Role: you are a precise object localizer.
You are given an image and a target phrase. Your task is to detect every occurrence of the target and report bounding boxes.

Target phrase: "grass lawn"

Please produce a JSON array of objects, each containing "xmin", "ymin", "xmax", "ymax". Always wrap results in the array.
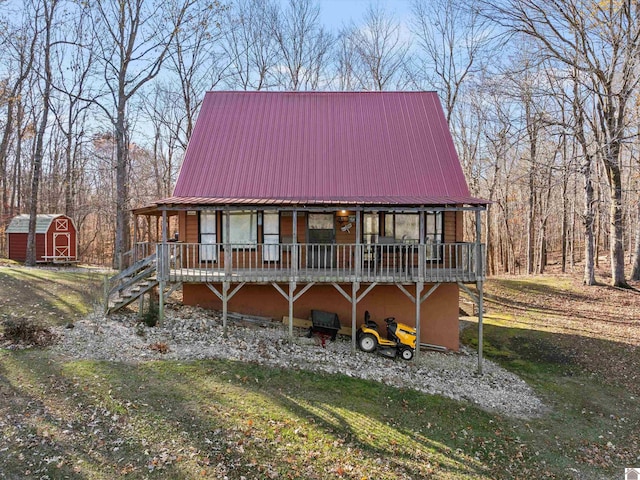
[{"xmin": 1, "ymin": 264, "xmax": 639, "ymax": 479}]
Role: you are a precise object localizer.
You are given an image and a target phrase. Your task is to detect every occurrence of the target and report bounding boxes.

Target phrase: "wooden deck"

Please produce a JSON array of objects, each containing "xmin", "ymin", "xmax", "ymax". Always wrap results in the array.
[
  {"xmin": 156, "ymin": 242, "xmax": 484, "ymax": 284},
  {"xmin": 164, "ymin": 266, "xmax": 478, "ymax": 283}
]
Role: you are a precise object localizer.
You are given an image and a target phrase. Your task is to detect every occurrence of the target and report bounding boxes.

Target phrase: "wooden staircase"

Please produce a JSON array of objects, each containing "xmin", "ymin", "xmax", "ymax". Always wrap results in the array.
[{"xmin": 105, "ymin": 253, "xmax": 158, "ymax": 314}]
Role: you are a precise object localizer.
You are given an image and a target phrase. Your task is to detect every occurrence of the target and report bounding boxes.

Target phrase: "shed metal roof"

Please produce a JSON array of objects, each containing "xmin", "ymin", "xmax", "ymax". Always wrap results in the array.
[
  {"xmin": 6, "ymin": 214, "xmax": 65, "ymax": 234},
  {"xmin": 168, "ymin": 91, "xmax": 487, "ymax": 207}
]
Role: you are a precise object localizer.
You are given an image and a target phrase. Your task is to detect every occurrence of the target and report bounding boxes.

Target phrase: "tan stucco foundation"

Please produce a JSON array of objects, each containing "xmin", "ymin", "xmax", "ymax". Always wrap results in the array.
[{"xmin": 182, "ymin": 282, "xmax": 460, "ymax": 351}]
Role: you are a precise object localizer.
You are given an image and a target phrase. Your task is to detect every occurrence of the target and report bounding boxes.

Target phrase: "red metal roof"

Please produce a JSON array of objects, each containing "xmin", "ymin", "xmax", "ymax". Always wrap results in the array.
[{"xmin": 169, "ymin": 91, "xmax": 486, "ymax": 206}]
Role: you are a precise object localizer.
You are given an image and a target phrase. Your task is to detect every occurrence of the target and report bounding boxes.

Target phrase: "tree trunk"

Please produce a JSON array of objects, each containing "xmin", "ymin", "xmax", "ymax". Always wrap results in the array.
[
  {"xmin": 606, "ymin": 161, "xmax": 627, "ymax": 286},
  {"xmin": 583, "ymin": 158, "xmax": 596, "ymax": 285},
  {"xmin": 114, "ymin": 97, "xmax": 131, "ymax": 269},
  {"xmin": 26, "ymin": 0, "xmax": 56, "ymax": 266},
  {"xmin": 631, "ymin": 200, "xmax": 640, "ymax": 281}
]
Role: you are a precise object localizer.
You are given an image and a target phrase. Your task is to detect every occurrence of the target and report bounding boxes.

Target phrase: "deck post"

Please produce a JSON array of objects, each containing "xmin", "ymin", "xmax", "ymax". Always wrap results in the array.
[
  {"xmin": 351, "ymin": 281, "xmax": 359, "ymax": 354},
  {"xmin": 160, "ymin": 209, "xmax": 168, "ymax": 283},
  {"xmin": 222, "ymin": 281, "xmax": 230, "ymax": 338},
  {"xmin": 158, "ymin": 281, "xmax": 165, "ymax": 327},
  {"xmin": 418, "ymin": 211, "xmax": 425, "ymax": 280},
  {"xmin": 161, "ymin": 210, "xmax": 168, "ymax": 243},
  {"xmin": 475, "ymin": 208, "xmax": 484, "ymax": 374},
  {"xmin": 292, "ymin": 210, "xmax": 298, "ymax": 279},
  {"xmin": 133, "ymin": 216, "xmax": 139, "ymax": 263},
  {"xmin": 224, "ymin": 209, "xmax": 231, "ymax": 278},
  {"xmin": 288, "ymin": 281, "xmax": 296, "ymax": 338},
  {"xmin": 415, "ymin": 281, "xmax": 423, "ymax": 358},
  {"xmin": 355, "ymin": 209, "xmax": 361, "ymax": 278}
]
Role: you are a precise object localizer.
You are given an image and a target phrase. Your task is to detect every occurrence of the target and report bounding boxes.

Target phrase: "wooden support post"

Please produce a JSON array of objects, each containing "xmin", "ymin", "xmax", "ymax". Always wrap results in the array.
[
  {"xmin": 292, "ymin": 210, "xmax": 298, "ymax": 279},
  {"xmin": 288, "ymin": 281, "xmax": 296, "ymax": 338},
  {"xmin": 158, "ymin": 282, "xmax": 165, "ymax": 327},
  {"xmin": 224, "ymin": 209, "xmax": 231, "ymax": 278},
  {"xmin": 355, "ymin": 209, "xmax": 361, "ymax": 278},
  {"xmin": 415, "ymin": 281, "xmax": 423, "ymax": 358},
  {"xmin": 418, "ymin": 211, "xmax": 425, "ymax": 279},
  {"xmin": 351, "ymin": 282, "xmax": 359, "ymax": 354},
  {"xmin": 138, "ymin": 293, "xmax": 144, "ymax": 319},
  {"xmin": 222, "ymin": 281, "xmax": 230, "ymax": 338},
  {"xmin": 161, "ymin": 210, "xmax": 168, "ymax": 243},
  {"xmin": 475, "ymin": 208, "xmax": 484, "ymax": 375},
  {"xmin": 477, "ymin": 280, "xmax": 484, "ymax": 375}
]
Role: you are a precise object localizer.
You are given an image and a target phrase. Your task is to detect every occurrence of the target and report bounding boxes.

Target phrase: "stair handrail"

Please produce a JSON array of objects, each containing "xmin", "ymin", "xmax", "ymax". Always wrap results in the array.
[{"xmin": 104, "ymin": 252, "xmax": 157, "ymax": 313}]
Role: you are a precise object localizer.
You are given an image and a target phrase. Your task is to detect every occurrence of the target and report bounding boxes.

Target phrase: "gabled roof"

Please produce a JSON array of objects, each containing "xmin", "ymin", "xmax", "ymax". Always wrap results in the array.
[
  {"xmin": 167, "ymin": 91, "xmax": 487, "ymax": 207},
  {"xmin": 6, "ymin": 214, "xmax": 66, "ymax": 234}
]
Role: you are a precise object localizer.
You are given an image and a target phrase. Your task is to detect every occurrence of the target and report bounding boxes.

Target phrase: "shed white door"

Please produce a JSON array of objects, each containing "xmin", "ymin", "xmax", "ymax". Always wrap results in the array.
[{"xmin": 54, "ymin": 233, "xmax": 70, "ymax": 257}]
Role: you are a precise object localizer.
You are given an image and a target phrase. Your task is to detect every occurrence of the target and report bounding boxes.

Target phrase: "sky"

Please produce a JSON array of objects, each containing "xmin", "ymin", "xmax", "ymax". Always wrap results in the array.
[{"xmin": 313, "ymin": 0, "xmax": 412, "ymax": 31}]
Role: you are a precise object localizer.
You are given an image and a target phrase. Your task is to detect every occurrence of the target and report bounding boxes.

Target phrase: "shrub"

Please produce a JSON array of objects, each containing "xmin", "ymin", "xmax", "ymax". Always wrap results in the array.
[
  {"xmin": 141, "ymin": 297, "xmax": 159, "ymax": 327},
  {"xmin": 1, "ymin": 318, "xmax": 58, "ymax": 347}
]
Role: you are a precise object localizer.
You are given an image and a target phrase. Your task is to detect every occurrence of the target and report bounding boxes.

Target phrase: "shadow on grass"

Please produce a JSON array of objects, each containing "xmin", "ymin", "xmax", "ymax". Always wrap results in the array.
[
  {"xmin": 3, "ymin": 323, "xmax": 639, "ymax": 480},
  {"xmin": 0, "ymin": 267, "xmax": 103, "ymax": 323},
  {"xmin": 1, "ymin": 352, "xmax": 538, "ymax": 480}
]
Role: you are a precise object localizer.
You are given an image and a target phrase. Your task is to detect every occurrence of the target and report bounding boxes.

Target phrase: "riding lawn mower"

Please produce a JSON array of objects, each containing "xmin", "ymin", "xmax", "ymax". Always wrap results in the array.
[{"xmin": 356, "ymin": 311, "xmax": 417, "ymax": 360}]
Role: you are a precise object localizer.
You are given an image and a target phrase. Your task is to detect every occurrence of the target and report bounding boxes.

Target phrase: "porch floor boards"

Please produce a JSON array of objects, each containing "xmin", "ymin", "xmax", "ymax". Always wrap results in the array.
[{"xmin": 166, "ymin": 267, "xmax": 478, "ymax": 284}]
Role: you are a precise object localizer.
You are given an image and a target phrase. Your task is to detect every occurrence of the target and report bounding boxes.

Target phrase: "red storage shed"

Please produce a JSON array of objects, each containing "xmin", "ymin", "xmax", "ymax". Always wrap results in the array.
[{"xmin": 6, "ymin": 214, "xmax": 78, "ymax": 263}]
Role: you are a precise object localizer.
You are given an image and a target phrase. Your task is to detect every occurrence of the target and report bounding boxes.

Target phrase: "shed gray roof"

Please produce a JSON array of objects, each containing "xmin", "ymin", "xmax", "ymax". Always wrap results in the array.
[{"xmin": 6, "ymin": 214, "xmax": 65, "ymax": 234}]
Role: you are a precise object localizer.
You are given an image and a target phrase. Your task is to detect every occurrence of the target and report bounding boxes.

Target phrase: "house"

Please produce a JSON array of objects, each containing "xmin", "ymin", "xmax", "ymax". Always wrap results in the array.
[
  {"xmin": 111, "ymin": 91, "xmax": 488, "ymax": 364},
  {"xmin": 6, "ymin": 214, "xmax": 78, "ymax": 263}
]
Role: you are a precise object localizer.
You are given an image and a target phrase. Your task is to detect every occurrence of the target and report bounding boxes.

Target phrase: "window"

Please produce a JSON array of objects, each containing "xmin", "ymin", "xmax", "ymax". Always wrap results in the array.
[
  {"xmin": 223, "ymin": 211, "xmax": 257, "ymax": 246},
  {"xmin": 425, "ymin": 212, "xmax": 443, "ymax": 260},
  {"xmin": 384, "ymin": 213, "xmax": 419, "ymax": 243},
  {"xmin": 200, "ymin": 211, "xmax": 217, "ymax": 262},
  {"xmin": 425, "ymin": 212, "xmax": 443, "ymax": 243},
  {"xmin": 262, "ymin": 212, "xmax": 280, "ymax": 261},
  {"xmin": 363, "ymin": 213, "xmax": 379, "ymax": 245},
  {"xmin": 382, "ymin": 212, "xmax": 443, "ymax": 258},
  {"xmin": 308, "ymin": 213, "xmax": 334, "ymax": 230}
]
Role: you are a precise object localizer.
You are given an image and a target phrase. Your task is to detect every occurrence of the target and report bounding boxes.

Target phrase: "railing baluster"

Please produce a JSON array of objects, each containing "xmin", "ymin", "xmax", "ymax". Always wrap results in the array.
[{"xmin": 157, "ymin": 241, "xmax": 484, "ymax": 284}]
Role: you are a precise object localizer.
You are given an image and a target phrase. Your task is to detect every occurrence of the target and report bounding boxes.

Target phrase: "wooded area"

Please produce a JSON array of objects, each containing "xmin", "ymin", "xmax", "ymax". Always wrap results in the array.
[{"xmin": 0, "ymin": 0, "xmax": 639, "ymax": 285}]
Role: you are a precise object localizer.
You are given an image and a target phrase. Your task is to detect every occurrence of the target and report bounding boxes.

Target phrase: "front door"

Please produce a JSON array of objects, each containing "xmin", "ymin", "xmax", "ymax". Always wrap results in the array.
[{"xmin": 307, "ymin": 213, "xmax": 335, "ymax": 268}]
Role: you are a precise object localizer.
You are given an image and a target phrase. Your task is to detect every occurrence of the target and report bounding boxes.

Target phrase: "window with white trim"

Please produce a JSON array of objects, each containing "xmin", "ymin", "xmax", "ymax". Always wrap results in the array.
[
  {"xmin": 223, "ymin": 211, "xmax": 258, "ymax": 246},
  {"xmin": 200, "ymin": 211, "xmax": 217, "ymax": 262},
  {"xmin": 424, "ymin": 212, "xmax": 444, "ymax": 260},
  {"xmin": 262, "ymin": 212, "xmax": 280, "ymax": 261},
  {"xmin": 384, "ymin": 213, "xmax": 419, "ymax": 243}
]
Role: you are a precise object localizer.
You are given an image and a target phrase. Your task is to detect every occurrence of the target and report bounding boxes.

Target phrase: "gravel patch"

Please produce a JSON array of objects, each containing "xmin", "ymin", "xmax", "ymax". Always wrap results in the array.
[{"xmin": 51, "ymin": 306, "xmax": 546, "ymax": 419}]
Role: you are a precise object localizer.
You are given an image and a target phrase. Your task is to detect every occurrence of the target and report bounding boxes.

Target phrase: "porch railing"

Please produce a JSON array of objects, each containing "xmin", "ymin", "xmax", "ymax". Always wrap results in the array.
[{"xmin": 156, "ymin": 242, "xmax": 485, "ymax": 283}]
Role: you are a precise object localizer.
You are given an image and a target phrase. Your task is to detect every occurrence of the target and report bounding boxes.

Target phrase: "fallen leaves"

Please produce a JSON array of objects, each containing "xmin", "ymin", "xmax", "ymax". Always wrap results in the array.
[{"xmin": 147, "ymin": 342, "xmax": 170, "ymax": 354}]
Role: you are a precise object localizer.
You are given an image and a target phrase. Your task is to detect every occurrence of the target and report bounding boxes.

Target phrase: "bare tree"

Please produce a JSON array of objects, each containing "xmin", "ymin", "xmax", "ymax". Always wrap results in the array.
[
  {"xmin": 85, "ymin": 0, "xmax": 207, "ymax": 268},
  {"xmin": 271, "ymin": 0, "xmax": 333, "ymax": 90},
  {"xmin": 26, "ymin": 0, "xmax": 57, "ymax": 266},
  {"xmin": 339, "ymin": 4, "xmax": 410, "ymax": 91},
  {"xmin": 221, "ymin": 0, "xmax": 279, "ymax": 90},
  {"xmin": 410, "ymin": 0, "xmax": 489, "ymax": 123},
  {"xmin": 0, "ymin": 5, "xmax": 38, "ymax": 243},
  {"xmin": 165, "ymin": 2, "xmax": 226, "ymax": 147},
  {"xmin": 50, "ymin": 3, "xmax": 93, "ymax": 220},
  {"xmin": 484, "ymin": 0, "xmax": 640, "ymax": 286}
]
